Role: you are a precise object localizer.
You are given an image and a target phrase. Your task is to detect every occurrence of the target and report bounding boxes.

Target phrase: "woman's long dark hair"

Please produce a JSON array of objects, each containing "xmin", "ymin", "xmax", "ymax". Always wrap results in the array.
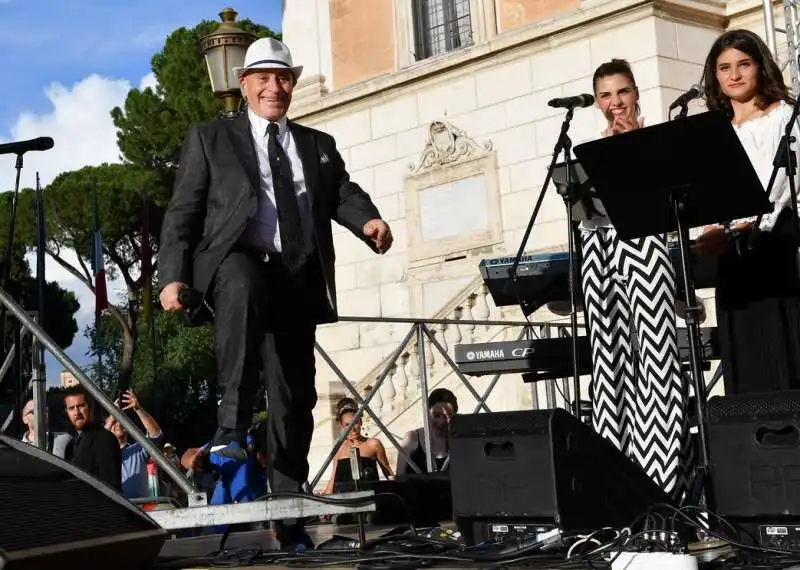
[{"xmin": 702, "ymin": 29, "xmax": 793, "ymax": 118}]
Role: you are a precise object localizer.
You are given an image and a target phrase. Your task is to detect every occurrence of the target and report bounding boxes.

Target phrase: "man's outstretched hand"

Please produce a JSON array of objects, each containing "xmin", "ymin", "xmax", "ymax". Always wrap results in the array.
[{"xmin": 363, "ymin": 219, "xmax": 393, "ymax": 254}]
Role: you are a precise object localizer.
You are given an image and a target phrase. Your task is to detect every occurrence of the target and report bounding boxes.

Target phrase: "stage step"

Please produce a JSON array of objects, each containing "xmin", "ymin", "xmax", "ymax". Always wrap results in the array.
[{"xmin": 147, "ymin": 491, "xmax": 376, "ymax": 530}]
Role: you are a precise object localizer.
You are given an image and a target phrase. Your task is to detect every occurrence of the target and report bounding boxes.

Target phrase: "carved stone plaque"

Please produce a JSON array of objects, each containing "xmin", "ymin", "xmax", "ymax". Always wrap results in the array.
[
  {"xmin": 405, "ymin": 119, "xmax": 500, "ymax": 264},
  {"xmin": 418, "ymin": 174, "xmax": 489, "ymax": 242},
  {"xmin": 409, "ymin": 120, "xmax": 493, "ymax": 173}
]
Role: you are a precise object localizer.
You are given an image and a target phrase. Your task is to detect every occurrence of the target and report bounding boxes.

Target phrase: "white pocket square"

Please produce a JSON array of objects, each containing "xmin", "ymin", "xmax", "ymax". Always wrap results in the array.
[{"xmin": 320, "ymin": 153, "xmax": 329, "ymax": 164}]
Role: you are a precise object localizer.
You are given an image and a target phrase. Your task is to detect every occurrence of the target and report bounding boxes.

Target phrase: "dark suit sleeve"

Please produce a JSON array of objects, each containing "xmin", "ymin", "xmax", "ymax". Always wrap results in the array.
[
  {"xmin": 96, "ymin": 430, "xmax": 122, "ymax": 492},
  {"xmin": 326, "ymin": 135, "xmax": 382, "ymax": 248},
  {"xmin": 158, "ymin": 125, "xmax": 210, "ymax": 290}
]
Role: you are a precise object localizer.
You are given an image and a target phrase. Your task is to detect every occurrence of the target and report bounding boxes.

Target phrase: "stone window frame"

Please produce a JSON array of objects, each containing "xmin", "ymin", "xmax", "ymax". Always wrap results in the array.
[
  {"xmin": 404, "ymin": 120, "xmax": 502, "ymax": 266},
  {"xmin": 393, "ymin": 0, "xmax": 498, "ymax": 69}
]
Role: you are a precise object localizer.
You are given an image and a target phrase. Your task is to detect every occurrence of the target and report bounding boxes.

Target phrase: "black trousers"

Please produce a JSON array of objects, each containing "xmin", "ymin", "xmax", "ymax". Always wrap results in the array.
[{"xmin": 213, "ymin": 248, "xmax": 323, "ymax": 537}]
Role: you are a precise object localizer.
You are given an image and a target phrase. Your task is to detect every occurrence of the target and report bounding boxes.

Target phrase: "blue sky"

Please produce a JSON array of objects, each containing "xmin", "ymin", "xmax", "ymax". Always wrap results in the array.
[
  {"xmin": 0, "ymin": 0, "xmax": 282, "ymax": 129},
  {"xmin": 0, "ymin": 0, "xmax": 282, "ymax": 384}
]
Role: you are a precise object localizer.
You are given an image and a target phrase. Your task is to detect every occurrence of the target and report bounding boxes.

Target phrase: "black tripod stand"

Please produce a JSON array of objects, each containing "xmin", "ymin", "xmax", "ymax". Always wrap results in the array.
[
  {"xmin": 511, "ymin": 103, "xmax": 592, "ymax": 418},
  {"xmin": 668, "ymin": 102, "xmax": 716, "ymax": 504}
]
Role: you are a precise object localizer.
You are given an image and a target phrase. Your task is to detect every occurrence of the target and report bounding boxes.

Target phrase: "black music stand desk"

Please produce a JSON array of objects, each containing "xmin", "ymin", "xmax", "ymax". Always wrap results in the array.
[
  {"xmin": 552, "ymin": 160, "xmax": 603, "ymax": 224},
  {"xmin": 572, "ymin": 111, "xmax": 770, "ymax": 238}
]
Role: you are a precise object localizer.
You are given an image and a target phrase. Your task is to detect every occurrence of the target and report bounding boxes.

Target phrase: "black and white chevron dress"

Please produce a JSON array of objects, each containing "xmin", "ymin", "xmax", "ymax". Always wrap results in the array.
[{"xmin": 580, "ymin": 224, "xmax": 688, "ymax": 496}]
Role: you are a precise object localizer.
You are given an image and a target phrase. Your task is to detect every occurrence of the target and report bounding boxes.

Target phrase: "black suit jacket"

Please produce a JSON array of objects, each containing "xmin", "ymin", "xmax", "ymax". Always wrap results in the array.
[
  {"xmin": 72, "ymin": 422, "xmax": 122, "ymax": 492},
  {"xmin": 158, "ymin": 112, "xmax": 381, "ymax": 324}
]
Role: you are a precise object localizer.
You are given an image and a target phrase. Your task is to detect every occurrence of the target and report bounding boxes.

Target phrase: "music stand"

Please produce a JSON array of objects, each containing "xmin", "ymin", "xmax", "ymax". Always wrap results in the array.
[
  {"xmin": 552, "ymin": 160, "xmax": 605, "ymax": 224},
  {"xmin": 573, "ymin": 110, "xmax": 771, "ymax": 496}
]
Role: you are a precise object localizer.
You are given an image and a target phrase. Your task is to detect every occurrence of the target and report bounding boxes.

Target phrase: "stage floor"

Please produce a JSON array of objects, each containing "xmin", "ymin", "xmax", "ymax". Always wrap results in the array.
[
  {"xmin": 157, "ymin": 522, "xmax": 566, "ymax": 569},
  {"xmin": 155, "ymin": 521, "xmax": 745, "ymax": 570}
]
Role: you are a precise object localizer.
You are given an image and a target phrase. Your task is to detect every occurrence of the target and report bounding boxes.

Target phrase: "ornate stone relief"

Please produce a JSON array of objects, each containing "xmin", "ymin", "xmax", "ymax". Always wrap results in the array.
[{"xmin": 408, "ymin": 120, "xmax": 493, "ymax": 173}]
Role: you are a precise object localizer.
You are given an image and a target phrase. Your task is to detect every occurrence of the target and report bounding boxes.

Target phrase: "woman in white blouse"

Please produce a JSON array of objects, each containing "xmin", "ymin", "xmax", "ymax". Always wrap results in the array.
[{"xmin": 696, "ymin": 29, "xmax": 800, "ymax": 394}]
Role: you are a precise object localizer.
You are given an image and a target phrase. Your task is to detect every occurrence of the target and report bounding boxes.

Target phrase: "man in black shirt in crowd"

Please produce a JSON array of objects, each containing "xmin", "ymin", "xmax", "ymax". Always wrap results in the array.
[{"xmin": 64, "ymin": 388, "xmax": 121, "ymax": 492}]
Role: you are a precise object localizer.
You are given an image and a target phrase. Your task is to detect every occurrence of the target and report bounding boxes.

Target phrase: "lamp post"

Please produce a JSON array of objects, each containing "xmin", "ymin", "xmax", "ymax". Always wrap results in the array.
[{"xmin": 200, "ymin": 7, "xmax": 257, "ymax": 119}]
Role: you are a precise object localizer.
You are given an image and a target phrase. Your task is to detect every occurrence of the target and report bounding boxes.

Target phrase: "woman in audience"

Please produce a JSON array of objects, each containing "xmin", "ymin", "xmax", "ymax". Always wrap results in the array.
[
  {"xmin": 396, "ymin": 388, "xmax": 458, "ymax": 476},
  {"xmin": 323, "ymin": 397, "xmax": 393, "ymax": 495}
]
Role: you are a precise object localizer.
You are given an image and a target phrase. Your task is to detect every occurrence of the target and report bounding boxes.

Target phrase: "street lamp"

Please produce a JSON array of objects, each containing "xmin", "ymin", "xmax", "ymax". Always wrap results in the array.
[{"xmin": 200, "ymin": 7, "xmax": 257, "ymax": 118}]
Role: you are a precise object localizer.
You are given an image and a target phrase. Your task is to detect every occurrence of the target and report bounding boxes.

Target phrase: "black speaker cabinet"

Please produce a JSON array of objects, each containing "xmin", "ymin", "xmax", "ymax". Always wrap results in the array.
[
  {"xmin": 708, "ymin": 391, "xmax": 800, "ymax": 519},
  {"xmin": 0, "ymin": 434, "xmax": 167, "ymax": 570},
  {"xmin": 449, "ymin": 408, "xmax": 670, "ymax": 544}
]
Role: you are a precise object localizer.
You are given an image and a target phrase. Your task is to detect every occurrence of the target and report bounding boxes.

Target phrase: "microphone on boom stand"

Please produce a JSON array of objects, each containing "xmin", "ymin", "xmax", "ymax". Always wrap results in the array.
[
  {"xmin": 669, "ymin": 84, "xmax": 703, "ymax": 120},
  {"xmin": 0, "ymin": 136, "xmax": 54, "ymax": 437},
  {"xmin": 547, "ymin": 94, "xmax": 595, "ymax": 110},
  {"xmin": 0, "ymin": 137, "xmax": 54, "ymax": 156},
  {"xmin": 746, "ymin": 88, "xmax": 800, "ymax": 252},
  {"xmin": 0, "ymin": 137, "xmax": 55, "ymax": 289},
  {"xmin": 510, "ymin": 92, "xmax": 594, "ymax": 419}
]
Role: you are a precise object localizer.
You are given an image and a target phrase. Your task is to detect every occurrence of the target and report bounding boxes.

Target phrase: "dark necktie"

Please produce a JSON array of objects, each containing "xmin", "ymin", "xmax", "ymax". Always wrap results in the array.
[{"xmin": 267, "ymin": 122, "xmax": 306, "ymax": 271}]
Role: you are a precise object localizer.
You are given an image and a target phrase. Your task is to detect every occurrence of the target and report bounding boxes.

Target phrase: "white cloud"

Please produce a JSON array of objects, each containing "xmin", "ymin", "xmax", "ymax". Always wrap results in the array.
[
  {"xmin": 140, "ymin": 72, "xmax": 158, "ymax": 91},
  {"xmin": 0, "ymin": 74, "xmax": 152, "ymax": 383},
  {"xmin": 0, "ymin": 74, "xmax": 131, "ymax": 191}
]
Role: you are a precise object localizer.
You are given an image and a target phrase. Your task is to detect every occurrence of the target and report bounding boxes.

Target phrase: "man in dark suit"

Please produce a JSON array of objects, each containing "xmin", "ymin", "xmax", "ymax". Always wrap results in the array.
[{"xmin": 158, "ymin": 38, "xmax": 392, "ymax": 547}]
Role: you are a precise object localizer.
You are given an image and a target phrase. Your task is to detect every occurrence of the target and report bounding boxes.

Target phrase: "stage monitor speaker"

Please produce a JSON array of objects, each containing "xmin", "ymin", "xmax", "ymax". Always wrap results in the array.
[
  {"xmin": 449, "ymin": 408, "xmax": 670, "ymax": 544},
  {"xmin": 708, "ymin": 391, "xmax": 800, "ymax": 519},
  {"xmin": 0, "ymin": 434, "xmax": 167, "ymax": 570}
]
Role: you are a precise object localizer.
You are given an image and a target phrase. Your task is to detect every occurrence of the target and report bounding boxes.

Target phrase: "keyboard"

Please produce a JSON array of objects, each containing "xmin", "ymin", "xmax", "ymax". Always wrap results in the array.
[
  {"xmin": 454, "ymin": 327, "xmax": 721, "ymax": 378},
  {"xmin": 480, "ymin": 245, "xmax": 718, "ymax": 314}
]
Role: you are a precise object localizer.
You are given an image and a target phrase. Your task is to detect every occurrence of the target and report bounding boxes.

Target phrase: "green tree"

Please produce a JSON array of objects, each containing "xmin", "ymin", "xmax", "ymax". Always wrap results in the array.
[
  {"xmin": 111, "ymin": 19, "xmax": 278, "ymax": 183},
  {"xmin": 87, "ymin": 309, "xmax": 218, "ymax": 449},
  {"xmin": 0, "ymin": 191, "xmax": 80, "ymax": 350},
  {"xmin": 15, "ymin": 164, "xmax": 163, "ymax": 391},
  {"xmin": 0, "ymin": 191, "xmax": 80, "ymax": 412}
]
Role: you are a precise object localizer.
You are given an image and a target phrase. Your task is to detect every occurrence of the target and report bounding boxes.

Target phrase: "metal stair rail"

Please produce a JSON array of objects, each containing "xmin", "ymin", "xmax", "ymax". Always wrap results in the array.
[{"xmin": 0, "ymin": 286, "xmax": 374, "ymax": 531}]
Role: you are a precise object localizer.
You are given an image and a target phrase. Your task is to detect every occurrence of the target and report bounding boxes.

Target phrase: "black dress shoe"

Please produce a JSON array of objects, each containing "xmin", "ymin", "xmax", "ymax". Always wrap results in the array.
[{"xmin": 277, "ymin": 523, "xmax": 314, "ymax": 552}]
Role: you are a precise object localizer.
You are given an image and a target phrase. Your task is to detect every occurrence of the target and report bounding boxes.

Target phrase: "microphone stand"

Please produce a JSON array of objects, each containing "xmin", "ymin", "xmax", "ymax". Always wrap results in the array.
[
  {"xmin": 749, "ymin": 97, "xmax": 800, "ymax": 249},
  {"xmin": 510, "ymin": 105, "xmax": 582, "ymax": 418},
  {"xmin": 670, "ymin": 104, "xmax": 714, "ymax": 506},
  {"xmin": 0, "ymin": 152, "xmax": 26, "ymax": 435}
]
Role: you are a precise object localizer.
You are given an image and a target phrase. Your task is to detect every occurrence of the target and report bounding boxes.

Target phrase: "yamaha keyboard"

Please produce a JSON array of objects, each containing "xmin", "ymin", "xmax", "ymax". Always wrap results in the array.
[
  {"xmin": 480, "ymin": 245, "xmax": 718, "ymax": 314},
  {"xmin": 454, "ymin": 336, "xmax": 592, "ymax": 380},
  {"xmin": 454, "ymin": 327, "xmax": 720, "ymax": 378}
]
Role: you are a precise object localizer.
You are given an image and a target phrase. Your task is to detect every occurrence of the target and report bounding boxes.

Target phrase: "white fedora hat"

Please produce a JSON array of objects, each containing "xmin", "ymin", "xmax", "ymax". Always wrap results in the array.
[{"xmin": 234, "ymin": 38, "xmax": 303, "ymax": 79}]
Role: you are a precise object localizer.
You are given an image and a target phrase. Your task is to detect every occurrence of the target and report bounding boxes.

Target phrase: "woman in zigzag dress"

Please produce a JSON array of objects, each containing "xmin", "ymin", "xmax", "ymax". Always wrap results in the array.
[{"xmin": 579, "ymin": 59, "xmax": 688, "ymax": 498}]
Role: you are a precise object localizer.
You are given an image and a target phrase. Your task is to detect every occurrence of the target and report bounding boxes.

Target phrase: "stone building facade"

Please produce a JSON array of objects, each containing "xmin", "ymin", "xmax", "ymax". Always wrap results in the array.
[{"xmin": 279, "ymin": 0, "xmax": 785, "ymax": 489}]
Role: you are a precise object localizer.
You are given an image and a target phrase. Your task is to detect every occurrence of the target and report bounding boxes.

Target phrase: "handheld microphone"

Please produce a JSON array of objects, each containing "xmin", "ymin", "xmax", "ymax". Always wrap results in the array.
[
  {"xmin": 668, "ymin": 84, "xmax": 703, "ymax": 111},
  {"xmin": 349, "ymin": 447, "xmax": 361, "ymax": 481},
  {"xmin": 178, "ymin": 287, "xmax": 203, "ymax": 309},
  {"xmin": 0, "ymin": 137, "xmax": 54, "ymax": 156},
  {"xmin": 547, "ymin": 94, "xmax": 595, "ymax": 109},
  {"xmin": 746, "ymin": 216, "xmax": 764, "ymax": 251}
]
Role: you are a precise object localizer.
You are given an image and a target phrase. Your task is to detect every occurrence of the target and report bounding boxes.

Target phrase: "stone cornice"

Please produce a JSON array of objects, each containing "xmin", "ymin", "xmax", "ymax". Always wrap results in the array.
[{"xmin": 290, "ymin": 0, "xmax": 727, "ymax": 123}]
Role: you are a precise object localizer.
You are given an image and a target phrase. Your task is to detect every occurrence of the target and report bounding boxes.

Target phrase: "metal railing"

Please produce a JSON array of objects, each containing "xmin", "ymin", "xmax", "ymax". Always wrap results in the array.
[
  {"xmin": 308, "ymin": 314, "xmax": 582, "ymax": 489},
  {"xmin": 0, "ymin": 283, "xmax": 725, "ymax": 526},
  {"xmin": 0, "ymin": 287, "xmax": 208, "ymax": 507},
  {"xmin": 307, "ymin": 313, "xmax": 726, "ymax": 491}
]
